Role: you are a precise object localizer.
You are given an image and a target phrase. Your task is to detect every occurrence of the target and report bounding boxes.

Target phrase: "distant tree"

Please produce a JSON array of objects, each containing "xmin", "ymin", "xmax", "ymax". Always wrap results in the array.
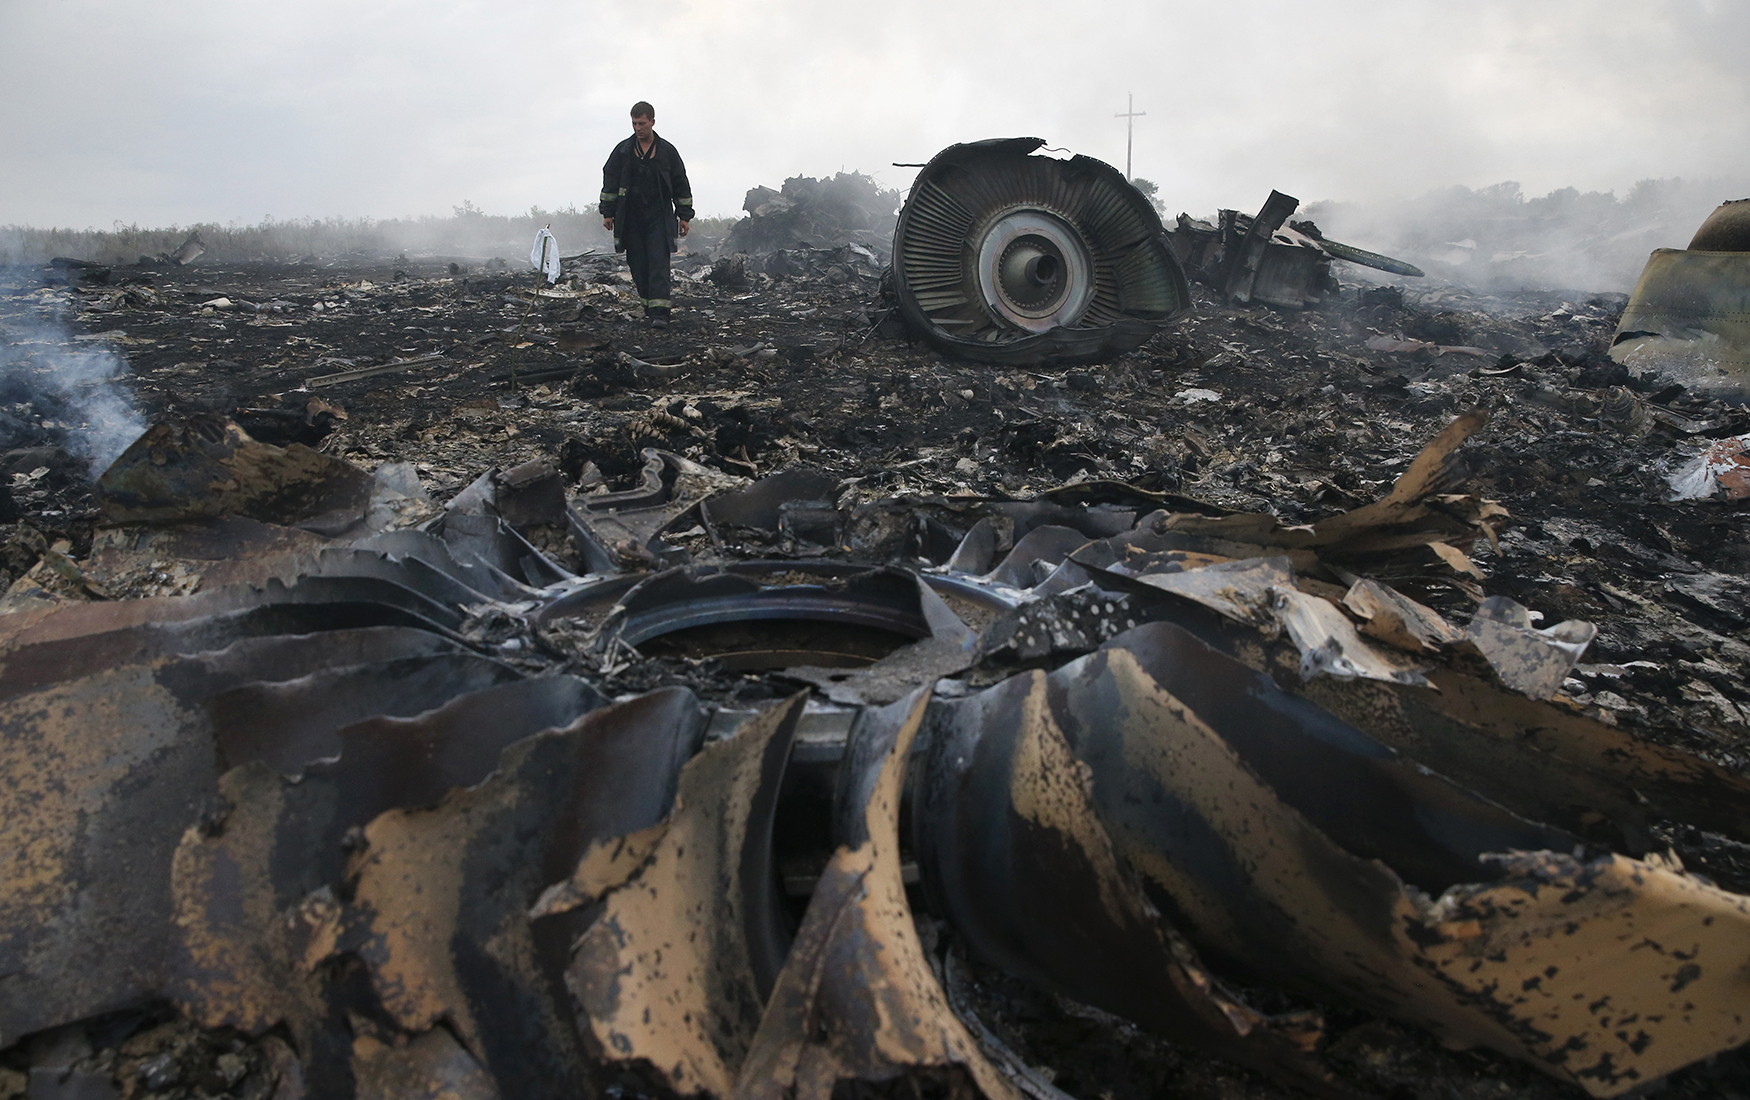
[{"xmin": 1130, "ymin": 177, "xmax": 1167, "ymax": 216}]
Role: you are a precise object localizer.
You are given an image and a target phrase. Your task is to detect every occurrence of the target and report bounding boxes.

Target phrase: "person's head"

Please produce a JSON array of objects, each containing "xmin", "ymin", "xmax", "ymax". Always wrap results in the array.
[{"xmin": 631, "ymin": 102, "xmax": 655, "ymax": 139}]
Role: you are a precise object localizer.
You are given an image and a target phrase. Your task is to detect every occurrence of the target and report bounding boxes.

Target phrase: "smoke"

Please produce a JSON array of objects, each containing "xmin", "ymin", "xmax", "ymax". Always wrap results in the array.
[
  {"xmin": 1300, "ymin": 176, "xmax": 1750, "ymax": 296},
  {"xmin": 0, "ymin": 307, "xmax": 146, "ymax": 476}
]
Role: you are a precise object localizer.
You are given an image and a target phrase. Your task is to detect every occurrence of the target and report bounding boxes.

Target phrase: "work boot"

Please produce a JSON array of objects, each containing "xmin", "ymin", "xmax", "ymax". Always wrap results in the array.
[{"xmin": 648, "ymin": 308, "xmax": 671, "ymax": 329}]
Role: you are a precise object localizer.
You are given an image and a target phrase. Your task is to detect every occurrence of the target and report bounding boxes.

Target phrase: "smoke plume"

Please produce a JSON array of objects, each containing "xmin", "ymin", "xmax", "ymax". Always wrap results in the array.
[{"xmin": 0, "ymin": 308, "xmax": 146, "ymax": 476}]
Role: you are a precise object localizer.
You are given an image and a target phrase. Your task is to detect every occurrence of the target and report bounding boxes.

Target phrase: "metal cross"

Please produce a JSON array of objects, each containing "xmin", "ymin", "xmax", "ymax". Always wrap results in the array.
[{"xmin": 1115, "ymin": 93, "xmax": 1145, "ymax": 181}]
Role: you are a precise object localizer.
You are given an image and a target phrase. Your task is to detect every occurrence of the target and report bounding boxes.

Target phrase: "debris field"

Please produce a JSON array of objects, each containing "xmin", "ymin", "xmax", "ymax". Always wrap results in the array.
[{"xmin": 3, "ymin": 187, "xmax": 1750, "ymax": 1100}]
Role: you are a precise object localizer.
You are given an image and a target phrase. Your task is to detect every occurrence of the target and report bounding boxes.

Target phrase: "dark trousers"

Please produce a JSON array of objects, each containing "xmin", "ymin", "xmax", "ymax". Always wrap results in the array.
[{"xmin": 623, "ymin": 215, "xmax": 672, "ymax": 317}]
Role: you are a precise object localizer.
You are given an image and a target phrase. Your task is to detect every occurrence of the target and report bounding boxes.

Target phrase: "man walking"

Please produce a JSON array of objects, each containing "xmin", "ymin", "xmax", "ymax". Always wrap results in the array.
[{"xmin": 600, "ymin": 101, "xmax": 694, "ymax": 328}]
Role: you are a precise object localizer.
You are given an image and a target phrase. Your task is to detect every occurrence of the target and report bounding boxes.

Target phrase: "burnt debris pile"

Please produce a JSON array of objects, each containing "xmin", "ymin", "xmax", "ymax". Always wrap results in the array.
[
  {"xmin": 4, "ymin": 188, "xmax": 1750, "ymax": 1100},
  {"xmin": 724, "ymin": 171, "xmax": 900, "ymax": 258}
]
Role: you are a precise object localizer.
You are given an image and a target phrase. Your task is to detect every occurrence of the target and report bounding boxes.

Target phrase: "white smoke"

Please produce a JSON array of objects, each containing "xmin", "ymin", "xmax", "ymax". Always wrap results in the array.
[{"xmin": 0, "ymin": 307, "xmax": 146, "ymax": 475}]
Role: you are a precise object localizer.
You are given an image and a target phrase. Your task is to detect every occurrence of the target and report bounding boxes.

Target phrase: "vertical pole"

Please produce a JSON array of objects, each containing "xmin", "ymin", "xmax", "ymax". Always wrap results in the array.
[
  {"xmin": 1115, "ymin": 95, "xmax": 1146, "ymax": 183},
  {"xmin": 1126, "ymin": 92, "xmax": 1133, "ymax": 181}
]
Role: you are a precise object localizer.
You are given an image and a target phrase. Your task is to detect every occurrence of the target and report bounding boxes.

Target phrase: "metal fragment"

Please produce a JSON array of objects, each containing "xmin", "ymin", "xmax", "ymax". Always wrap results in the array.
[
  {"xmin": 568, "ymin": 694, "xmax": 802, "ymax": 1097},
  {"xmin": 735, "ymin": 689, "xmax": 1024, "ymax": 1100}
]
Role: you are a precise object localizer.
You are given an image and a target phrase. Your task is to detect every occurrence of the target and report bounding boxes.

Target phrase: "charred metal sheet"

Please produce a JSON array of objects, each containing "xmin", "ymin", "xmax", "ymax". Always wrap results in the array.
[
  {"xmin": 569, "ymin": 448, "xmax": 749, "ymax": 569},
  {"xmin": 317, "ymin": 687, "xmax": 705, "ymax": 1099},
  {"xmin": 96, "ymin": 415, "xmax": 375, "ymax": 531},
  {"xmin": 1611, "ymin": 199, "xmax": 1750, "ymax": 390},
  {"xmin": 1689, "ymin": 197, "xmax": 1750, "ymax": 250},
  {"xmin": 983, "ymin": 525, "xmax": 1098, "ymax": 588},
  {"xmin": 735, "ymin": 689, "xmax": 1024, "ymax": 1100},
  {"xmin": 913, "ymin": 662, "xmax": 1343, "ymax": 1096},
  {"xmin": 0, "ymin": 601, "xmax": 465, "ymax": 703},
  {"xmin": 606, "ymin": 566, "xmax": 936, "ymax": 674},
  {"xmin": 700, "ymin": 466, "xmax": 840, "ymax": 549},
  {"xmin": 205, "ymin": 652, "xmax": 524, "ymax": 775},
  {"xmin": 1171, "ymin": 197, "xmax": 1419, "ymax": 311},
  {"xmin": 0, "ymin": 571, "xmax": 468, "ymax": 656},
  {"xmin": 781, "ymin": 576, "xmax": 975, "ymax": 705},
  {"xmin": 1223, "ymin": 190, "xmax": 1301, "ymax": 305},
  {"xmin": 438, "ymin": 470, "xmax": 576, "ymax": 588},
  {"xmin": 891, "ymin": 137, "xmax": 1191, "ymax": 367},
  {"xmin": 0, "ymin": 660, "xmax": 219, "ymax": 1045},
  {"xmin": 0, "ymin": 631, "xmax": 552, "ymax": 1049},
  {"xmin": 86, "ymin": 537, "xmax": 514, "ymax": 617},
  {"xmin": 1272, "ymin": 586, "xmax": 1431, "ymax": 685},
  {"xmin": 945, "ymin": 623, "xmax": 1750, "ymax": 1095},
  {"xmin": 168, "ymin": 681, "xmax": 658, "ymax": 1096},
  {"xmin": 1285, "ymin": 646, "xmax": 1750, "ymax": 852},
  {"xmin": 568, "ymin": 694, "xmax": 803, "ymax": 1097},
  {"xmin": 354, "ymin": 528, "xmax": 541, "ymax": 603}
]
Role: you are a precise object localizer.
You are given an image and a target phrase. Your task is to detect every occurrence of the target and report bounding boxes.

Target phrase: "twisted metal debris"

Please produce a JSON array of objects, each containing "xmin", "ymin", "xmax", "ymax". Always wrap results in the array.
[{"xmin": 4, "ymin": 411, "xmax": 1750, "ymax": 1099}]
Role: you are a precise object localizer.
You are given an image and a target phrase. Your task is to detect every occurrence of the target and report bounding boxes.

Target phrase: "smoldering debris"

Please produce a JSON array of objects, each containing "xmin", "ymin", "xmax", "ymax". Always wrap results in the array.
[
  {"xmin": 724, "ymin": 172, "xmax": 900, "ymax": 258},
  {"xmin": 2, "ymin": 399, "xmax": 1750, "ymax": 1100},
  {"xmin": 1168, "ymin": 189, "xmax": 1423, "ymax": 311},
  {"xmin": 0, "ymin": 312, "xmax": 146, "ymax": 474},
  {"xmin": 4, "ymin": 201, "xmax": 1750, "ymax": 1100}
]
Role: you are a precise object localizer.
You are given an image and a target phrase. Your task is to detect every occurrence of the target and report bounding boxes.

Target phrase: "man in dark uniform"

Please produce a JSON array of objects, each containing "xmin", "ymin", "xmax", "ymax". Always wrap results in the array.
[{"xmin": 599, "ymin": 101, "xmax": 694, "ymax": 328}]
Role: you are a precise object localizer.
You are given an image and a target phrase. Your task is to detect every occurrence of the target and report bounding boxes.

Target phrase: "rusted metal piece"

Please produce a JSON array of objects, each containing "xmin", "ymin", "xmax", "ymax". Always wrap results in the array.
[
  {"xmin": 0, "ymin": 632, "xmax": 563, "ymax": 1050},
  {"xmin": 914, "ymin": 662, "xmax": 1346, "ymax": 1096},
  {"xmin": 96, "ymin": 415, "xmax": 376, "ymax": 530},
  {"xmin": 736, "ymin": 689, "xmax": 1024, "ymax": 1100},
  {"xmin": 568, "ymin": 694, "xmax": 803, "ymax": 1097},
  {"xmin": 933, "ymin": 623, "xmax": 1750, "ymax": 1096}
]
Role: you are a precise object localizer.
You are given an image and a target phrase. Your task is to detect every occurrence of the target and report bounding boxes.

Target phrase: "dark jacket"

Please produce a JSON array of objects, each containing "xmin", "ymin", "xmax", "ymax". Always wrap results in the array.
[{"xmin": 599, "ymin": 134, "xmax": 695, "ymax": 254}]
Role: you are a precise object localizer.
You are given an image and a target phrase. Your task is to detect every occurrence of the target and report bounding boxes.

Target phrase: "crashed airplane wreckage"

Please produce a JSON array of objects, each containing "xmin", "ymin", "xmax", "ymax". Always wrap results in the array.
[
  {"xmin": 5, "ymin": 409, "xmax": 1750, "ymax": 1100},
  {"xmin": 1612, "ymin": 197, "xmax": 1750, "ymax": 394},
  {"xmin": 889, "ymin": 138, "xmax": 1192, "ymax": 366},
  {"xmin": 886, "ymin": 139, "xmax": 1424, "ymax": 367}
]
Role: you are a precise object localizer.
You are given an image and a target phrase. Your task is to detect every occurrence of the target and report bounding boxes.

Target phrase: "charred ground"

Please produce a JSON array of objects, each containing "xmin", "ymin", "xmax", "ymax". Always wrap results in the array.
[{"xmin": 3, "ymin": 246, "xmax": 1749, "ymax": 1099}]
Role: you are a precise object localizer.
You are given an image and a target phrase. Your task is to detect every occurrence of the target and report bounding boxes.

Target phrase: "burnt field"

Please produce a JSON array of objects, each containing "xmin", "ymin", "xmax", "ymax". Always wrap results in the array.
[{"xmin": 3, "ymin": 245, "xmax": 1750, "ymax": 1100}]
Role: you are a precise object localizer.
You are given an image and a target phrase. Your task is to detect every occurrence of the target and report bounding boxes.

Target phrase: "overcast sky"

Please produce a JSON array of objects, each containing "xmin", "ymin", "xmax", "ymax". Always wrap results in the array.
[{"xmin": 3, "ymin": 0, "xmax": 1747, "ymax": 229}]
